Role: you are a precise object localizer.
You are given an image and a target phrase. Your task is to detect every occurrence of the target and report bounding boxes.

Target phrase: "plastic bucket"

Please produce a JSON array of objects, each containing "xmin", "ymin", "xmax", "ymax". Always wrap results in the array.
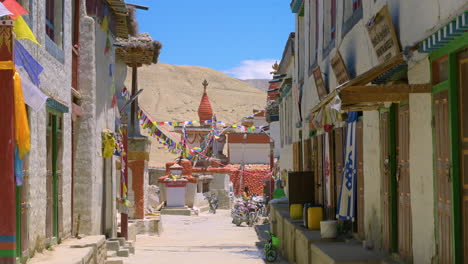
[
  {"xmin": 290, "ymin": 204, "xmax": 303, "ymax": 220},
  {"xmin": 307, "ymin": 206, "xmax": 323, "ymax": 230}
]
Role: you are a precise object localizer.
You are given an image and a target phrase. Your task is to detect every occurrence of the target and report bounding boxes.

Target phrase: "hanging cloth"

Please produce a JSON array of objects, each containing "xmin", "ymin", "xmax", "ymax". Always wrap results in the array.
[
  {"xmin": 13, "ymin": 70, "xmax": 31, "ymax": 158},
  {"xmin": 17, "ymin": 67, "xmax": 48, "ymax": 111},
  {"xmin": 13, "ymin": 16, "xmax": 40, "ymax": 46},
  {"xmin": 14, "ymin": 40, "xmax": 44, "ymax": 85},
  {"xmin": 2, "ymin": 0, "xmax": 27, "ymax": 19},
  {"xmin": 0, "ymin": 2, "xmax": 13, "ymax": 17},
  {"xmin": 14, "ymin": 146, "xmax": 23, "ymax": 186}
]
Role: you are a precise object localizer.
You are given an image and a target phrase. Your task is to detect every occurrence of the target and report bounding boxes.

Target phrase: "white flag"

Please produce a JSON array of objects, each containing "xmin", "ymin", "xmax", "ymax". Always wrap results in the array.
[{"xmin": 0, "ymin": 2, "xmax": 13, "ymax": 18}]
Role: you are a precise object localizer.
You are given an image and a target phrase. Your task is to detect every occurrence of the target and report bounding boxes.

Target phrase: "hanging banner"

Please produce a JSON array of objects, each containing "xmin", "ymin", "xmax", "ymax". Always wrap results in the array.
[
  {"xmin": 324, "ymin": 132, "xmax": 331, "ymax": 208},
  {"xmin": 330, "ymin": 51, "xmax": 350, "ymax": 85},
  {"xmin": 312, "ymin": 67, "xmax": 328, "ymax": 100},
  {"xmin": 337, "ymin": 112, "xmax": 358, "ymax": 221},
  {"xmin": 366, "ymin": 5, "xmax": 400, "ymax": 64}
]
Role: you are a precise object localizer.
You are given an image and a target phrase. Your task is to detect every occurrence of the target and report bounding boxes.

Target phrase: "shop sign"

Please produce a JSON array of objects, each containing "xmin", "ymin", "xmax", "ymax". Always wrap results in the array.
[
  {"xmin": 313, "ymin": 67, "xmax": 328, "ymax": 100},
  {"xmin": 331, "ymin": 51, "xmax": 351, "ymax": 85},
  {"xmin": 366, "ymin": 5, "xmax": 400, "ymax": 64}
]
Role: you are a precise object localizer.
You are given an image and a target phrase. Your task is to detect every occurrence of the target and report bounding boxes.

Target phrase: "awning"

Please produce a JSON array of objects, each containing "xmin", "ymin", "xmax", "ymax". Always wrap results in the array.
[
  {"xmin": 419, "ymin": 10, "xmax": 468, "ymax": 53},
  {"xmin": 310, "ymin": 54, "xmax": 431, "ymax": 113}
]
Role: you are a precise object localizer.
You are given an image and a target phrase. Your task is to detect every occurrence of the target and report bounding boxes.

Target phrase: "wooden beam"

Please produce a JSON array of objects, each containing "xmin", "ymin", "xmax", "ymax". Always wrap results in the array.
[
  {"xmin": 342, "ymin": 104, "xmax": 383, "ymax": 111},
  {"xmin": 310, "ymin": 54, "xmax": 406, "ymax": 113},
  {"xmin": 343, "ymin": 84, "xmax": 431, "ymax": 94},
  {"xmin": 341, "ymin": 93, "xmax": 409, "ymax": 104}
]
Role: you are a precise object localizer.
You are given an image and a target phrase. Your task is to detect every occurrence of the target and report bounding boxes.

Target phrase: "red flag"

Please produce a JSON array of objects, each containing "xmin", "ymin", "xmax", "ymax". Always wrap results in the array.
[
  {"xmin": 3, "ymin": 0, "xmax": 28, "ymax": 19},
  {"xmin": 111, "ymin": 94, "xmax": 117, "ymax": 108}
]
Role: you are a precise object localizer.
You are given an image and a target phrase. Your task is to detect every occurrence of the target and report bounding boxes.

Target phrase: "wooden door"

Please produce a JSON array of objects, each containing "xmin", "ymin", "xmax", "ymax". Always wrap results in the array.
[
  {"xmin": 380, "ymin": 111, "xmax": 392, "ymax": 252},
  {"xmin": 434, "ymin": 91, "xmax": 452, "ymax": 264},
  {"xmin": 304, "ymin": 139, "xmax": 312, "ymax": 171},
  {"xmin": 312, "ymin": 136, "xmax": 320, "ymax": 203},
  {"xmin": 317, "ymin": 135, "xmax": 324, "ymax": 205},
  {"xmin": 457, "ymin": 48, "xmax": 468, "ymax": 263},
  {"xmin": 46, "ymin": 113, "xmax": 53, "ymax": 240},
  {"xmin": 333, "ymin": 127, "xmax": 345, "ymax": 209},
  {"xmin": 287, "ymin": 171, "xmax": 315, "ymax": 206},
  {"xmin": 56, "ymin": 116, "xmax": 63, "ymax": 239},
  {"xmin": 397, "ymin": 104, "xmax": 413, "ymax": 260},
  {"xmin": 356, "ymin": 120, "xmax": 365, "ymax": 239}
]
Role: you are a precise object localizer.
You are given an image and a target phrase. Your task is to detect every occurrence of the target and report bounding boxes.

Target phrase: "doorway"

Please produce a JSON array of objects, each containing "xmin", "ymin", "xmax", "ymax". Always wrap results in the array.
[
  {"xmin": 397, "ymin": 104, "xmax": 412, "ymax": 260},
  {"xmin": 46, "ymin": 110, "xmax": 64, "ymax": 242}
]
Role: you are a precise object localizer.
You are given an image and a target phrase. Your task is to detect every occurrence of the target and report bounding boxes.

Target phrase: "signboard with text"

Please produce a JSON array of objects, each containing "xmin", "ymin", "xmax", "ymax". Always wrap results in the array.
[
  {"xmin": 331, "ymin": 51, "xmax": 351, "ymax": 85},
  {"xmin": 312, "ymin": 67, "xmax": 328, "ymax": 100},
  {"xmin": 366, "ymin": 5, "xmax": 400, "ymax": 64}
]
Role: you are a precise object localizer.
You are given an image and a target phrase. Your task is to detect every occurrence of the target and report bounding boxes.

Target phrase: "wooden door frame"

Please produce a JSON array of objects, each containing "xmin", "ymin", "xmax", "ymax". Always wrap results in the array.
[
  {"xmin": 429, "ymin": 30, "xmax": 468, "ymax": 264},
  {"xmin": 379, "ymin": 106, "xmax": 398, "ymax": 253},
  {"xmin": 47, "ymin": 108, "xmax": 63, "ymax": 240}
]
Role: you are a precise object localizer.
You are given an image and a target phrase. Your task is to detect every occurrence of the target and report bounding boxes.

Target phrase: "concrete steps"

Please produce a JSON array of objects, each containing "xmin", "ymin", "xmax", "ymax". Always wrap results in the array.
[{"xmin": 106, "ymin": 237, "xmax": 134, "ymax": 264}]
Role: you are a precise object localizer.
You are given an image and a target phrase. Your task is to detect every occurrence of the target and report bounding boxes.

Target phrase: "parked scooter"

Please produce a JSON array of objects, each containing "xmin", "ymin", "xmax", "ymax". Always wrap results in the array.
[
  {"xmin": 232, "ymin": 200, "xmax": 255, "ymax": 226},
  {"xmin": 205, "ymin": 193, "xmax": 218, "ymax": 214}
]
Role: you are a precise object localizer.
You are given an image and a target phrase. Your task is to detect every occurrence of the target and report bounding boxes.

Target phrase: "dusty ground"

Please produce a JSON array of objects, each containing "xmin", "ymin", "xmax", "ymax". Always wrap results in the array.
[{"xmin": 125, "ymin": 210, "xmax": 286, "ymax": 264}]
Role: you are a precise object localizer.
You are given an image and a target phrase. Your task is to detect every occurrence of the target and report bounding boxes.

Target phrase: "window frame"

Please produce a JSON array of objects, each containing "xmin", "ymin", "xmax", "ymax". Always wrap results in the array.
[
  {"xmin": 342, "ymin": 0, "xmax": 363, "ymax": 37},
  {"xmin": 323, "ymin": 0, "xmax": 337, "ymax": 57},
  {"xmin": 45, "ymin": 0, "xmax": 65, "ymax": 64},
  {"xmin": 308, "ymin": 0, "xmax": 319, "ymax": 76}
]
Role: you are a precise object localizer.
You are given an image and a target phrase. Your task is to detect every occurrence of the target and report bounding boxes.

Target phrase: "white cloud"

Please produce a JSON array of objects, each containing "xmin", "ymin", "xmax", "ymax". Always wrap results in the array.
[{"xmin": 223, "ymin": 59, "xmax": 278, "ymax": 80}]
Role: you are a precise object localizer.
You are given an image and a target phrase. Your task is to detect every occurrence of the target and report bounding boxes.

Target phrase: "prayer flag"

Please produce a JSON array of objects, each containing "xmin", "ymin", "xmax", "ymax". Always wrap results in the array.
[
  {"xmin": 2, "ymin": 0, "xmax": 27, "ymax": 19},
  {"xmin": 0, "ymin": 2, "xmax": 13, "ymax": 17},
  {"xmin": 14, "ymin": 16, "xmax": 40, "ymax": 45},
  {"xmin": 13, "ymin": 71, "xmax": 31, "ymax": 158}
]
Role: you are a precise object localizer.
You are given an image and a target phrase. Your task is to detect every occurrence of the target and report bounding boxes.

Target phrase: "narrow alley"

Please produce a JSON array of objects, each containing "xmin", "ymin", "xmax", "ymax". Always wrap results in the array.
[{"xmin": 121, "ymin": 211, "xmax": 285, "ymax": 264}]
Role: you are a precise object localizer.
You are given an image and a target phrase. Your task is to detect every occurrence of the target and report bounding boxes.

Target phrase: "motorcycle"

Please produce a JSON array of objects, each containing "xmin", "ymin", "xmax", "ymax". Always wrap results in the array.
[
  {"xmin": 205, "ymin": 193, "xmax": 218, "ymax": 214},
  {"xmin": 231, "ymin": 201, "xmax": 255, "ymax": 226}
]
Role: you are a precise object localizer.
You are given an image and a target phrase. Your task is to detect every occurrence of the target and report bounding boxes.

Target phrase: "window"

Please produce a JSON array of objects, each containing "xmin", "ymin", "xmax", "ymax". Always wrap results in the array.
[
  {"xmin": 432, "ymin": 55, "xmax": 448, "ymax": 85},
  {"xmin": 308, "ymin": 0, "xmax": 318, "ymax": 69},
  {"xmin": 46, "ymin": 0, "xmax": 64, "ymax": 48},
  {"xmin": 342, "ymin": 0, "xmax": 363, "ymax": 37},
  {"xmin": 323, "ymin": 0, "xmax": 336, "ymax": 56},
  {"xmin": 298, "ymin": 15, "xmax": 305, "ymax": 82}
]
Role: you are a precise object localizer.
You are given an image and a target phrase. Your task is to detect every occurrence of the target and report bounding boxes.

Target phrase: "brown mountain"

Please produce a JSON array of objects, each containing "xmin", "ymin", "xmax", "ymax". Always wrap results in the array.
[{"xmin": 126, "ymin": 62, "xmax": 266, "ymax": 167}]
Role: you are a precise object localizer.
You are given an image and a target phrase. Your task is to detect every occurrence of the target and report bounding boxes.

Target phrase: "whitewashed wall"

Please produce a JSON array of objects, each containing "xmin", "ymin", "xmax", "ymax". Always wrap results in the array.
[
  {"xmin": 229, "ymin": 143, "xmax": 270, "ymax": 164},
  {"xmin": 25, "ymin": 0, "xmax": 73, "ymax": 254}
]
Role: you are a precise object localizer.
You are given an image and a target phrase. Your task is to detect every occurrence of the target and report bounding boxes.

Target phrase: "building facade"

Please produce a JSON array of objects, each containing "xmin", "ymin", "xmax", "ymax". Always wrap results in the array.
[{"xmin": 275, "ymin": 0, "xmax": 468, "ymax": 263}]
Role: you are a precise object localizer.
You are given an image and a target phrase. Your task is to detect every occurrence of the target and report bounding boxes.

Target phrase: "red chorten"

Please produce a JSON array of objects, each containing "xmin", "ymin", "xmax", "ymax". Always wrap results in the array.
[{"xmin": 198, "ymin": 80, "xmax": 214, "ymax": 122}]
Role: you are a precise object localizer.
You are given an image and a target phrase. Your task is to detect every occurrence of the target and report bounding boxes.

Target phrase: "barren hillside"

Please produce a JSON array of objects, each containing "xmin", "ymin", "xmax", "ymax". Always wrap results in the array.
[{"xmin": 126, "ymin": 63, "xmax": 267, "ymax": 167}]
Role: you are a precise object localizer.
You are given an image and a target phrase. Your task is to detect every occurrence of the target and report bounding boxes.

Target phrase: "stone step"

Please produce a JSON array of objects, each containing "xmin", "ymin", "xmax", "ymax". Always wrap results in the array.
[
  {"xmin": 107, "ymin": 251, "xmax": 117, "ymax": 258},
  {"xmin": 117, "ymin": 248, "xmax": 130, "ymax": 257},
  {"xmin": 124, "ymin": 246, "xmax": 135, "ymax": 254},
  {"xmin": 105, "ymin": 260, "xmax": 124, "ymax": 264},
  {"xmin": 106, "ymin": 241, "xmax": 120, "ymax": 251},
  {"xmin": 124, "ymin": 240, "xmax": 135, "ymax": 248},
  {"xmin": 109, "ymin": 237, "xmax": 126, "ymax": 246}
]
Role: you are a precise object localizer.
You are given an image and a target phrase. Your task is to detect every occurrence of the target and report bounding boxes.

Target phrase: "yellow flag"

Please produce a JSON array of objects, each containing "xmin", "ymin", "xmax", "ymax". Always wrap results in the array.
[
  {"xmin": 101, "ymin": 16, "xmax": 108, "ymax": 32},
  {"xmin": 13, "ymin": 16, "xmax": 40, "ymax": 46},
  {"xmin": 13, "ymin": 71, "xmax": 31, "ymax": 158}
]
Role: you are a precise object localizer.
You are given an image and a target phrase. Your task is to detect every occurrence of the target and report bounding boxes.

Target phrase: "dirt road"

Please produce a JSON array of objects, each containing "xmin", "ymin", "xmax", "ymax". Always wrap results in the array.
[{"xmin": 126, "ymin": 210, "xmax": 286, "ymax": 264}]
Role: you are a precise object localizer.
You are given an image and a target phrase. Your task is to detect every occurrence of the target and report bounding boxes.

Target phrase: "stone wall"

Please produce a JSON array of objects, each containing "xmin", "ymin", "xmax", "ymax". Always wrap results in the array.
[
  {"xmin": 73, "ymin": 3, "xmax": 118, "ymax": 236},
  {"xmin": 408, "ymin": 56, "xmax": 436, "ymax": 264},
  {"xmin": 26, "ymin": 0, "xmax": 73, "ymax": 254},
  {"xmin": 148, "ymin": 167, "xmax": 166, "ymax": 185},
  {"xmin": 362, "ymin": 111, "xmax": 383, "ymax": 251}
]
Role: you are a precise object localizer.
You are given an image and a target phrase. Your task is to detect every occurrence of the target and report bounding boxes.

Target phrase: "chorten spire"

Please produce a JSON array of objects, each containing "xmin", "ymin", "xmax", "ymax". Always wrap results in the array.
[{"xmin": 198, "ymin": 80, "xmax": 213, "ymax": 123}]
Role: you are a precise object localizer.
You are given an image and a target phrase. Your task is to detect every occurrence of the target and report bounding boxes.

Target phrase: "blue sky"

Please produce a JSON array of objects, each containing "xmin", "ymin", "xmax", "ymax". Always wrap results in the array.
[{"xmin": 130, "ymin": 0, "xmax": 294, "ymax": 79}]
